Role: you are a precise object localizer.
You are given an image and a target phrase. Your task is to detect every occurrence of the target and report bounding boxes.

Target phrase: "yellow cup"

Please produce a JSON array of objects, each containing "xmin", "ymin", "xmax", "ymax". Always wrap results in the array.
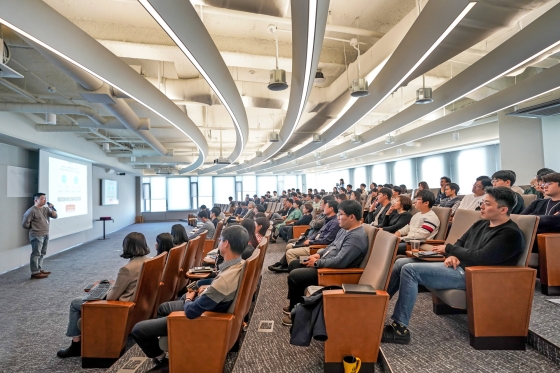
[{"xmin": 343, "ymin": 355, "xmax": 361, "ymax": 373}]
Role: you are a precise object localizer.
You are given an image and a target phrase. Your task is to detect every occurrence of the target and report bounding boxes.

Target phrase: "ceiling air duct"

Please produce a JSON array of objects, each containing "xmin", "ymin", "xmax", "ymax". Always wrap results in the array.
[{"xmin": 267, "ymin": 25, "xmax": 288, "ymax": 91}]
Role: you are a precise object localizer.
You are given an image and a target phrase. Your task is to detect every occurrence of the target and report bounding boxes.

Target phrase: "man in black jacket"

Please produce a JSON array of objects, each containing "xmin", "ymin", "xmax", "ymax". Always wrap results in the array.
[
  {"xmin": 381, "ymin": 187, "xmax": 525, "ymax": 345},
  {"xmin": 367, "ymin": 187, "xmax": 392, "ymax": 226},
  {"xmin": 491, "ymin": 170, "xmax": 524, "ymax": 214}
]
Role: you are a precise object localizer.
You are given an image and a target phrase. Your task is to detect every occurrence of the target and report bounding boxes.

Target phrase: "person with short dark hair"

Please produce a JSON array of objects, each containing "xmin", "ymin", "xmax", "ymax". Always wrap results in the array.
[
  {"xmin": 210, "ymin": 207, "xmax": 221, "ymax": 227},
  {"xmin": 391, "ymin": 186, "xmax": 402, "ymax": 204},
  {"xmin": 282, "ymin": 200, "xmax": 368, "ymax": 326},
  {"xmin": 382, "ymin": 187, "xmax": 525, "ymax": 344},
  {"xmin": 336, "ymin": 193, "xmax": 347, "ymax": 203},
  {"xmin": 255, "ymin": 205, "xmax": 266, "ymax": 213},
  {"xmin": 525, "ymin": 168, "xmax": 555, "ymax": 199},
  {"xmin": 435, "ymin": 177, "xmax": 451, "ymax": 205},
  {"xmin": 271, "ymin": 199, "xmax": 303, "ymax": 242},
  {"xmin": 521, "ymin": 172, "xmax": 560, "ymax": 253},
  {"xmin": 367, "ymin": 187, "xmax": 392, "ymax": 226},
  {"xmin": 438, "ymin": 182, "xmax": 462, "ymax": 216},
  {"xmin": 189, "ymin": 210, "xmax": 216, "ymax": 239},
  {"xmin": 57, "ymin": 232, "xmax": 151, "ymax": 358},
  {"xmin": 457, "ymin": 176, "xmax": 492, "ymax": 212},
  {"xmin": 200, "ymin": 205, "xmax": 207, "ymax": 211},
  {"xmin": 278, "ymin": 203, "xmax": 313, "ymax": 242},
  {"xmin": 491, "ymin": 170, "xmax": 524, "ymax": 214},
  {"xmin": 155, "ymin": 233, "xmax": 175, "ymax": 255},
  {"xmin": 131, "ymin": 226, "xmax": 248, "ymax": 368},
  {"xmin": 346, "ymin": 184, "xmax": 353, "ymax": 193},
  {"xmin": 170, "ymin": 224, "xmax": 189, "ymax": 246},
  {"xmin": 380, "ymin": 195, "xmax": 413, "ymax": 233},
  {"xmin": 395, "ymin": 190, "xmax": 440, "ymax": 254},
  {"xmin": 22, "ymin": 192, "xmax": 58, "ymax": 279}
]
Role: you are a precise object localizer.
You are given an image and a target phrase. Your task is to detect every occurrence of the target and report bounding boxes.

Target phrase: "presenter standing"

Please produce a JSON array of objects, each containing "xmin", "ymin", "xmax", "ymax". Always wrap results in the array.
[{"xmin": 22, "ymin": 193, "xmax": 57, "ymax": 279}]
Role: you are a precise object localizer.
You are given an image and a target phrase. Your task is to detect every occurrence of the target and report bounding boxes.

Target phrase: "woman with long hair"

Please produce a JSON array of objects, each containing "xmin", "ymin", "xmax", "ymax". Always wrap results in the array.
[
  {"xmin": 170, "ymin": 224, "xmax": 189, "ymax": 246},
  {"xmin": 155, "ymin": 233, "xmax": 175, "ymax": 255},
  {"xmin": 255, "ymin": 217, "xmax": 270, "ymax": 243}
]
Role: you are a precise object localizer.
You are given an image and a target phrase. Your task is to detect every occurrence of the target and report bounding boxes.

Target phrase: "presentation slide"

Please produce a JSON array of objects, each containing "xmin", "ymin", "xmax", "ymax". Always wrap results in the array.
[
  {"xmin": 48, "ymin": 157, "xmax": 88, "ymax": 219},
  {"xmin": 102, "ymin": 179, "xmax": 119, "ymax": 205},
  {"xmin": 39, "ymin": 150, "xmax": 93, "ymax": 239}
]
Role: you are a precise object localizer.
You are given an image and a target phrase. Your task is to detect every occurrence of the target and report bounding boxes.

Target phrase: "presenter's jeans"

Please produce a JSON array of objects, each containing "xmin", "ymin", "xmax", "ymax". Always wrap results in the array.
[
  {"xmin": 387, "ymin": 258, "xmax": 465, "ymax": 327},
  {"xmin": 66, "ymin": 297, "xmax": 85, "ymax": 337},
  {"xmin": 287, "ymin": 261, "xmax": 318, "ymax": 310},
  {"xmin": 132, "ymin": 300, "xmax": 185, "ymax": 358},
  {"xmin": 30, "ymin": 235, "xmax": 49, "ymax": 274}
]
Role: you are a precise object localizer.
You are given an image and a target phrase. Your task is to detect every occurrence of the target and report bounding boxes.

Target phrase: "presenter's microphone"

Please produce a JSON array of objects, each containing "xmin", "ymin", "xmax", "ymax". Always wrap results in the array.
[{"xmin": 47, "ymin": 202, "xmax": 57, "ymax": 212}]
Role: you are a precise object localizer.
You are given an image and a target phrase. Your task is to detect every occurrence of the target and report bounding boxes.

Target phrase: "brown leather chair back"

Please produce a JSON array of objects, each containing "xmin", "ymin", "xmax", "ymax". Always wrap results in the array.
[
  {"xmin": 521, "ymin": 194, "xmax": 537, "ymax": 207},
  {"xmin": 431, "ymin": 207, "xmax": 452, "ymax": 240},
  {"xmin": 127, "ymin": 252, "xmax": 167, "ymax": 331},
  {"xmin": 153, "ymin": 245, "xmax": 186, "ymax": 317},
  {"xmin": 265, "ymin": 203, "xmax": 272, "ymax": 213},
  {"xmin": 359, "ymin": 230, "xmax": 399, "ymax": 291},
  {"xmin": 193, "ymin": 230, "xmax": 208, "ymax": 267},
  {"xmin": 212, "ymin": 220, "xmax": 224, "ymax": 250},
  {"xmin": 227, "ymin": 249, "xmax": 260, "ymax": 350},
  {"xmin": 176, "ymin": 236, "xmax": 201, "ymax": 293},
  {"xmin": 359, "ymin": 224, "xmax": 379, "ymax": 268},
  {"xmin": 445, "ymin": 209, "xmax": 481, "ymax": 245},
  {"xmin": 250, "ymin": 238, "xmax": 268, "ymax": 299},
  {"xmin": 510, "ymin": 214, "xmax": 539, "ymax": 266}
]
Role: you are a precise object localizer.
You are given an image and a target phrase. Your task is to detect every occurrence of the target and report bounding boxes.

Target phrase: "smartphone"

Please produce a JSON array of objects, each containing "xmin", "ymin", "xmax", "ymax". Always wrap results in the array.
[
  {"xmin": 299, "ymin": 255, "xmax": 309, "ymax": 263},
  {"xmin": 84, "ymin": 284, "xmax": 94, "ymax": 292}
]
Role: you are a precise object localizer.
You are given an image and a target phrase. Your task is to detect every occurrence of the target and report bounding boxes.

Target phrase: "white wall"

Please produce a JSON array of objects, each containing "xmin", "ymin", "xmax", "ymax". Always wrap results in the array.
[{"xmin": 542, "ymin": 116, "xmax": 560, "ymax": 172}]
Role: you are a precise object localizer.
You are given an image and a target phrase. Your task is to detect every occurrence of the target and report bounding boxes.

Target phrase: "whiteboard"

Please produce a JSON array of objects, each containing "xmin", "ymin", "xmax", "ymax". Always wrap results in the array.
[{"xmin": 7, "ymin": 166, "xmax": 38, "ymax": 198}]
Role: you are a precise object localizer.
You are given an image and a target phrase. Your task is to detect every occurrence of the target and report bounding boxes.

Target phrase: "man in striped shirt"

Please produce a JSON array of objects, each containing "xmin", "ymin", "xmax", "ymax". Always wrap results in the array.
[
  {"xmin": 395, "ymin": 190, "xmax": 440, "ymax": 255},
  {"xmin": 131, "ymin": 225, "xmax": 249, "ymax": 370}
]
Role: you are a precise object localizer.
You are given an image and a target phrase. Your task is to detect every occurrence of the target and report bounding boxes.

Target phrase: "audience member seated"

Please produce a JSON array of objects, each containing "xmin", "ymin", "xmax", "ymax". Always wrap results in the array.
[
  {"xmin": 491, "ymin": 170, "xmax": 524, "ymax": 214},
  {"xmin": 228, "ymin": 196, "xmax": 235, "ymax": 213},
  {"xmin": 380, "ymin": 195, "xmax": 413, "ymax": 233},
  {"xmin": 521, "ymin": 172, "xmax": 560, "ymax": 252},
  {"xmin": 271, "ymin": 199, "xmax": 294, "ymax": 221},
  {"xmin": 189, "ymin": 210, "xmax": 215, "ymax": 239},
  {"xmin": 367, "ymin": 187, "xmax": 392, "ymax": 226},
  {"xmin": 391, "ymin": 186, "xmax": 402, "ymax": 204},
  {"xmin": 210, "ymin": 207, "xmax": 221, "ymax": 228},
  {"xmin": 350, "ymin": 189, "xmax": 362, "ymax": 203},
  {"xmin": 255, "ymin": 205, "xmax": 266, "ymax": 215},
  {"xmin": 346, "ymin": 184, "xmax": 353, "ymax": 194},
  {"xmin": 232, "ymin": 202, "xmax": 245, "ymax": 217},
  {"xmin": 381, "ymin": 187, "xmax": 525, "ymax": 344},
  {"xmin": 170, "ymin": 224, "xmax": 189, "ymax": 246},
  {"xmin": 155, "ymin": 233, "xmax": 175, "ymax": 255},
  {"xmin": 281, "ymin": 200, "xmax": 368, "ymax": 326},
  {"xmin": 312, "ymin": 194, "xmax": 322, "ymax": 211},
  {"xmin": 395, "ymin": 190, "xmax": 440, "ymax": 255},
  {"xmin": 268, "ymin": 199, "xmax": 340, "ymax": 273},
  {"xmin": 400, "ymin": 184, "xmax": 408, "ymax": 194},
  {"xmin": 240, "ymin": 218, "xmax": 258, "ymax": 259},
  {"xmin": 437, "ymin": 182, "xmax": 462, "ymax": 216},
  {"xmin": 131, "ymin": 226, "xmax": 249, "ymax": 371},
  {"xmin": 336, "ymin": 193, "xmax": 347, "ymax": 203},
  {"xmin": 255, "ymin": 217, "xmax": 270, "ymax": 243},
  {"xmin": 456, "ymin": 176, "xmax": 492, "ymax": 213},
  {"xmin": 271, "ymin": 199, "xmax": 303, "ymax": 242},
  {"xmin": 524, "ymin": 168, "xmax": 555, "ymax": 199},
  {"xmin": 365, "ymin": 189, "xmax": 378, "ymax": 214},
  {"xmin": 435, "ymin": 177, "xmax": 451, "ymax": 205},
  {"xmin": 278, "ymin": 203, "xmax": 313, "ymax": 242},
  {"xmin": 359, "ymin": 183, "xmax": 368, "ymax": 202},
  {"xmin": 507, "ymin": 170, "xmax": 525, "ymax": 195},
  {"xmin": 415, "ymin": 181, "xmax": 429, "ymax": 197},
  {"xmin": 57, "ymin": 232, "xmax": 151, "ymax": 358}
]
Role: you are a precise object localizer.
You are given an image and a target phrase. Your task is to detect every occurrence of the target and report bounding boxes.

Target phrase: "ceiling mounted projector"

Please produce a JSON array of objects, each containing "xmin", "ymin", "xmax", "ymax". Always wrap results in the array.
[
  {"xmin": 268, "ymin": 132, "xmax": 279, "ymax": 142},
  {"xmin": 385, "ymin": 135, "xmax": 395, "ymax": 144},
  {"xmin": 312, "ymin": 133, "xmax": 322, "ymax": 142},
  {"xmin": 287, "ymin": 151, "xmax": 294, "ymax": 157},
  {"xmin": 350, "ymin": 78, "xmax": 369, "ymax": 98},
  {"xmin": 256, "ymin": 151, "xmax": 263, "ymax": 157},
  {"xmin": 213, "ymin": 157, "xmax": 231, "ymax": 165},
  {"xmin": 314, "ymin": 151, "xmax": 321, "ymax": 158},
  {"xmin": 415, "ymin": 75, "xmax": 433, "ymax": 104},
  {"xmin": 350, "ymin": 134, "xmax": 361, "ymax": 144},
  {"xmin": 314, "ymin": 69, "xmax": 326, "ymax": 84},
  {"xmin": 268, "ymin": 69, "xmax": 288, "ymax": 91}
]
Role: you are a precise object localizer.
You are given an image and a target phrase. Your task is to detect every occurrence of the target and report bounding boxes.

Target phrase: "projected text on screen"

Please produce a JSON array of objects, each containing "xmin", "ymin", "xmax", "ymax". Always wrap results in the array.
[{"xmin": 48, "ymin": 157, "xmax": 88, "ymax": 219}]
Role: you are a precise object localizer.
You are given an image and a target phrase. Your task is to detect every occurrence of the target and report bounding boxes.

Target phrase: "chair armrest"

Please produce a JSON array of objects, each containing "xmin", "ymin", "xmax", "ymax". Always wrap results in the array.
[
  {"xmin": 187, "ymin": 272, "xmax": 212, "ymax": 280},
  {"xmin": 309, "ymin": 244, "xmax": 327, "ymax": 255},
  {"xmin": 425, "ymin": 240, "xmax": 445, "ymax": 245},
  {"xmin": 81, "ymin": 301, "xmax": 135, "ymax": 359},
  {"xmin": 167, "ymin": 311, "xmax": 234, "ymax": 373},
  {"xmin": 317, "ymin": 268, "xmax": 364, "ymax": 287},
  {"xmin": 466, "ymin": 266, "xmax": 536, "ymax": 338}
]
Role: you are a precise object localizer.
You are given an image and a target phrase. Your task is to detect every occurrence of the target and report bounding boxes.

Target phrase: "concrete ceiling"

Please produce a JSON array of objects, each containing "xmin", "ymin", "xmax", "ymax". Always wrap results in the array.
[{"xmin": 0, "ymin": 0, "xmax": 558, "ymax": 174}]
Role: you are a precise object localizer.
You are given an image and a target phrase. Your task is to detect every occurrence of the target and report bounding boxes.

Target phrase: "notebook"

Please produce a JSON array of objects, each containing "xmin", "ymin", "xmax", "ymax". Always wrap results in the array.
[
  {"xmin": 342, "ymin": 283, "xmax": 376, "ymax": 295},
  {"xmin": 415, "ymin": 251, "xmax": 444, "ymax": 258},
  {"xmin": 189, "ymin": 266, "xmax": 213, "ymax": 273}
]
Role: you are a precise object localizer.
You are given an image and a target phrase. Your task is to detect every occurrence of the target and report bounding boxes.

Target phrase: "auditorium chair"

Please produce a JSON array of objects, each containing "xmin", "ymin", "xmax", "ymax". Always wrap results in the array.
[
  {"xmin": 429, "ymin": 188, "xmax": 441, "ymax": 196},
  {"xmin": 292, "ymin": 225, "xmax": 310, "ymax": 240},
  {"xmin": 249, "ymin": 238, "xmax": 268, "ymax": 301},
  {"xmin": 152, "ymin": 244, "xmax": 187, "ymax": 317},
  {"xmin": 162, "ymin": 250, "xmax": 260, "ymax": 373},
  {"xmin": 536, "ymin": 233, "xmax": 560, "ymax": 295},
  {"xmin": 176, "ymin": 236, "xmax": 201, "ymax": 295},
  {"xmin": 192, "ymin": 230, "xmax": 208, "ymax": 267},
  {"xmin": 521, "ymin": 193, "xmax": 537, "ymax": 207},
  {"xmin": 81, "ymin": 252, "xmax": 167, "ymax": 368},
  {"xmin": 428, "ymin": 214, "xmax": 539, "ymax": 350},
  {"xmin": 421, "ymin": 209, "xmax": 481, "ymax": 251},
  {"xmin": 316, "ymin": 230, "xmax": 399, "ymax": 372}
]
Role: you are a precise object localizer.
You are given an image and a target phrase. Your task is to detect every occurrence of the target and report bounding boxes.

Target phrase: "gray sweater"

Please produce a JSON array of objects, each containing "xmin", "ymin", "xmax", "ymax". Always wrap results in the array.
[
  {"xmin": 22, "ymin": 206, "xmax": 57, "ymax": 238},
  {"xmin": 316, "ymin": 225, "xmax": 368, "ymax": 269},
  {"xmin": 190, "ymin": 220, "xmax": 216, "ymax": 240}
]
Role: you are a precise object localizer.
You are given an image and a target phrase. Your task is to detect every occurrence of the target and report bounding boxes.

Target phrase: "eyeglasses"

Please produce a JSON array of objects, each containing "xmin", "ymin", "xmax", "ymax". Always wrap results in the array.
[{"xmin": 337, "ymin": 212, "xmax": 347, "ymax": 217}]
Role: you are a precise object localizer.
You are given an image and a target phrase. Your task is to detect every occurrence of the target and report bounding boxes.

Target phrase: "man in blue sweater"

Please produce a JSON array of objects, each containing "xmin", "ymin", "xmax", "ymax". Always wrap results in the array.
[
  {"xmin": 132, "ymin": 225, "xmax": 249, "ymax": 371},
  {"xmin": 381, "ymin": 187, "xmax": 525, "ymax": 345}
]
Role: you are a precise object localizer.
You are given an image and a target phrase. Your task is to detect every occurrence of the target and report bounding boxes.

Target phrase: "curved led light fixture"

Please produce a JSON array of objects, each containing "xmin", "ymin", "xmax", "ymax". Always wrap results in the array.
[
  {"xmin": 0, "ymin": 0, "xmax": 208, "ymax": 170},
  {"xmin": 139, "ymin": 0, "xmax": 248, "ymax": 174}
]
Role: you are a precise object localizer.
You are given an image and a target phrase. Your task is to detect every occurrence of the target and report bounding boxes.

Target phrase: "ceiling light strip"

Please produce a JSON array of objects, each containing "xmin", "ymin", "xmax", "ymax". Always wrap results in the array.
[
  {"xmin": 139, "ymin": 0, "xmax": 244, "ymax": 162},
  {"xmin": 0, "ymin": 18, "xmax": 207, "ymax": 161}
]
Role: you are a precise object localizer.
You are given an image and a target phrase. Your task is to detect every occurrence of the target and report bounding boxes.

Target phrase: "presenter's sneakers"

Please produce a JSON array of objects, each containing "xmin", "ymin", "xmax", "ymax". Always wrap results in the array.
[
  {"xmin": 57, "ymin": 341, "xmax": 81, "ymax": 358},
  {"xmin": 40, "ymin": 270, "xmax": 52, "ymax": 275},
  {"xmin": 31, "ymin": 272, "xmax": 49, "ymax": 279},
  {"xmin": 381, "ymin": 322, "xmax": 411, "ymax": 344}
]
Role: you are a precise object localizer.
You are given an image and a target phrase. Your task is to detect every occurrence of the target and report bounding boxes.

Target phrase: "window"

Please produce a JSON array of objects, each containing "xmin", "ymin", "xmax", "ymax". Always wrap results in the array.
[
  {"xmin": 456, "ymin": 147, "xmax": 489, "ymax": 193},
  {"xmin": 242, "ymin": 175, "xmax": 256, "ymax": 199},
  {"xmin": 419, "ymin": 155, "xmax": 445, "ymax": 188},
  {"xmin": 372, "ymin": 164, "xmax": 388, "ymax": 185},
  {"xmin": 149, "ymin": 177, "xmax": 167, "ymax": 212},
  {"xmin": 198, "ymin": 176, "xmax": 213, "ymax": 208},
  {"xmin": 213, "ymin": 177, "xmax": 235, "ymax": 204},
  {"xmin": 167, "ymin": 177, "xmax": 190, "ymax": 210},
  {"xmin": 257, "ymin": 176, "xmax": 277, "ymax": 197},
  {"xmin": 284, "ymin": 175, "xmax": 297, "ymax": 190},
  {"xmin": 393, "ymin": 160, "xmax": 413, "ymax": 189},
  {"xmin": 353, "ymin": 166, "xmax": 367, "ymax": 187}
]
